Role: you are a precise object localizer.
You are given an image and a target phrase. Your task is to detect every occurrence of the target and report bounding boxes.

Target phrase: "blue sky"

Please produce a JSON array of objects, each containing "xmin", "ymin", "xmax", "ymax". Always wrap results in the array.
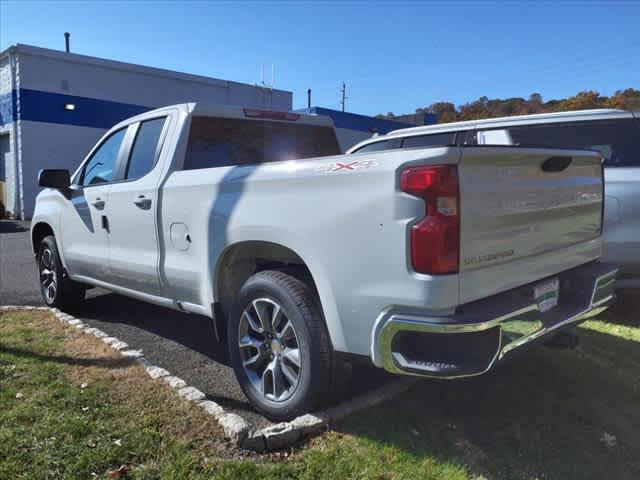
[{"xmin": 1, "ymin": 1, "xmax": 638, "ymax": 116}]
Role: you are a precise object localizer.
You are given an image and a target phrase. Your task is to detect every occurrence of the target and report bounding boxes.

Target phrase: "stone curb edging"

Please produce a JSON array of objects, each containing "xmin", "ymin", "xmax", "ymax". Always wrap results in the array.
[
  {"xmin": 243, "ymin": 376, "xmax": 416, "ymax": 451},
  {"xmin": 1, "ymin": 305, "xmax": 416, "ymax": 451}
]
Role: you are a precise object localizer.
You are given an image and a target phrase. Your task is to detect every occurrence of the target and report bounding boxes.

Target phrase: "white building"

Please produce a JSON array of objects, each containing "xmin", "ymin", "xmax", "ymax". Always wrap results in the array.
[{"xmin": 0, "ymin": 44, "xmax": 292, "ymax": 219}]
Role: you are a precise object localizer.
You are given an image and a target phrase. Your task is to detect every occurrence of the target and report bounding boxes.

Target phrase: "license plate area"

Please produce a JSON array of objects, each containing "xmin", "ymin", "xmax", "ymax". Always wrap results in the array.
[{"xmin": 534, "ymin": 277, "xmax": 559, "ymax": 313}]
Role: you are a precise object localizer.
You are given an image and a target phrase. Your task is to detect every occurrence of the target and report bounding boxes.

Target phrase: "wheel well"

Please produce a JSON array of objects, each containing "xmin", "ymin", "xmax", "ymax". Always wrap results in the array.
[
  {"xmin": 31, "ymin": 223, "xmax": 54, "ymax": 255},
  {"xmin": 215, "ymin": 241, "xmax": 319, "ymax": 323}
]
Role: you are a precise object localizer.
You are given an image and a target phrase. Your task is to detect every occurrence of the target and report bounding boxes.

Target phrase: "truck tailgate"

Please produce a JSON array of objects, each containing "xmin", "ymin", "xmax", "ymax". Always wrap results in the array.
[{"xmin": 458, "ymin": 147, "xmax": 603, "ymax": 304}]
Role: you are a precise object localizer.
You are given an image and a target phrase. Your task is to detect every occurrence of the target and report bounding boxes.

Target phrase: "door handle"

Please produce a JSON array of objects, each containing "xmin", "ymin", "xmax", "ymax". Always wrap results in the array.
[
  {"xmin": 133, "ymin": 195, "xmax": 152, "ymax": 209},
  {"xmin": 91, "ymin": 198, "xmax": 105, "ymax": 209}
]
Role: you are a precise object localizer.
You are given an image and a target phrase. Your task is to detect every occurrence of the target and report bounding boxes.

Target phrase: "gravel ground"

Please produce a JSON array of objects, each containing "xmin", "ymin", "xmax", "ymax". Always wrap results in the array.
[{"xmin": 0, "ymin": 219, "xmax": 392, "ymax": 430}]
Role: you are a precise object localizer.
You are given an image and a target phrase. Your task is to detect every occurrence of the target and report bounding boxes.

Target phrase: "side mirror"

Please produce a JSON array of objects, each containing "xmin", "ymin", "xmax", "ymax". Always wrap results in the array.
[{"xmin": 38, "ymin": 169, "xmax": 71, "ymax": 189}]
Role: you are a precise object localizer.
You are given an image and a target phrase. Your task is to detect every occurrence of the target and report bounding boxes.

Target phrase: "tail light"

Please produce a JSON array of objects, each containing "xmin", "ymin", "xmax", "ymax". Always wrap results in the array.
[{"xmin": 400, "ymin": 165, "xmax": 459, "ymax": 274}]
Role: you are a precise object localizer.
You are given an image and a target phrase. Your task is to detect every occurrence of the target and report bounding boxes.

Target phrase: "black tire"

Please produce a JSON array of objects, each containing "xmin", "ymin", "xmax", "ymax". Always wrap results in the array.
[
  {"xmin": 37, "ymin": 235, "xmax": 85, "ymax": 309},
  {"xmin": 228, "ymin": 270, "xmax": 332, "ymax": 421}
]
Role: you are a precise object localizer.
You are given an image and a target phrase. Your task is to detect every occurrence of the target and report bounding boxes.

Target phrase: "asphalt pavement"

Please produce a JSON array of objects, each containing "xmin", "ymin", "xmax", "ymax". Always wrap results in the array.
[
  {"xmin": 0, "ymin": 219, "xmax": 391, "ymax": 430},
  {"xmin": 0, "ymin": 220, "xmax": 42, "ymax": 306}
]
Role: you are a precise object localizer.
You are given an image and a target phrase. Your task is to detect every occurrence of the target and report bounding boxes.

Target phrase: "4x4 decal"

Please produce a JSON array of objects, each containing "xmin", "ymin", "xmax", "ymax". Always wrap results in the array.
[{"xmin": 316, "ymin": 160, "xmax": 378, "ymax": 174}]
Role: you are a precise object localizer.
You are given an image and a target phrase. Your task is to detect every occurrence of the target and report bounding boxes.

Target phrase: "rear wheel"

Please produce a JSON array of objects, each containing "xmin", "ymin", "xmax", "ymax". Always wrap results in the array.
[
  {"xmin": 38, "ymin": 235, "xmax": 85, "ymax": 309},
  {"xmin": 228, "ymin": 270, "xmax": 332, "ymax": 421}
]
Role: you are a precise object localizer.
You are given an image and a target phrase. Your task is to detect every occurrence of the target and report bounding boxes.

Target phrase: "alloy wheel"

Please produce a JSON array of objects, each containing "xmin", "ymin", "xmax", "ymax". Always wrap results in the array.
[
  {"xmin": 39, "ymin": 247, "xmax": 57, "ymax": 303},
  {"xmin": 238, "ymin": 298, "xmax": 302, "ymax": 402}
]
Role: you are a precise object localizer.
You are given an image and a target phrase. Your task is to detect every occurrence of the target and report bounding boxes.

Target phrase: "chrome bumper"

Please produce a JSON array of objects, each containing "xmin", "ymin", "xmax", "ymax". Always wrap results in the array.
[{"xmin": 371, "ymin": 263, "xmax": 617, "ymax": 379}]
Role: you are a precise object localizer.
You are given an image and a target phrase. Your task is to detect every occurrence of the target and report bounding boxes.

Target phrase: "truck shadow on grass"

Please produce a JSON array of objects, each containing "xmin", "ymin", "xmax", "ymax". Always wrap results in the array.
[
  {"xmin": 0, "ymin": 343, "xmax": 137, "ymax": 369},
  {"xmin": 599, "ymin": 288, "xmax": 640, "ymax": 327},
  {"xmin": 335, "ymin": 324, "xmax": 640, "ymax": 480}
]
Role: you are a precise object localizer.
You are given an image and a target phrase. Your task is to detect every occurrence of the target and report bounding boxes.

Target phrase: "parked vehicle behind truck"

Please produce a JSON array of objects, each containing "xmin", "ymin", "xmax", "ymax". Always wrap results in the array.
[{"xmin": 32, "ymin": 104, "xmax": 617, "ymax": 420}]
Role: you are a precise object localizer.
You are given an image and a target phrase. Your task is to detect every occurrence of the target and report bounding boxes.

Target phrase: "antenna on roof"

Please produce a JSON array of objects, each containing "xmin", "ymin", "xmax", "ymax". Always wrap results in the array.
[
  {"xmin": 340, "ymin": 82, "xmax": 347, "ymax": 112},
  {"xmin": 258, "ymin": 64, "xmax": 274, "ymax": 90}
]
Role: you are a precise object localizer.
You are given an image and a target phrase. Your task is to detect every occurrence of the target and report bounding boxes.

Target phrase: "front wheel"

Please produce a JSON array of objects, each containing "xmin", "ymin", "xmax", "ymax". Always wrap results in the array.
[
  {"xmin": 38, "ymin": 235, "xmax": 85, "ymax": 309},
  {"xmin": 228, "ymin": 270, "xmax": 332, "ymax": 421}
]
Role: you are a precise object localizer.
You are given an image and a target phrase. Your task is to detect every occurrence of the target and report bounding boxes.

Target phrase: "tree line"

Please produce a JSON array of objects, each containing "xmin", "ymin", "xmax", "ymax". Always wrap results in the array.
[{"xmin": 378, "ymin": 88, "xmax": 640, "ymax": 124}]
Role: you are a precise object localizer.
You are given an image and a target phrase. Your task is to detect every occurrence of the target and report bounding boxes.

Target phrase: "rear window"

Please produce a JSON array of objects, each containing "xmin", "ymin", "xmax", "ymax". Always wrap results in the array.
[
  {"xmin": 183, "ymin": 116, "xmax": 340, "ymax": 170},
  {"xmin": 479, "ymin": 119, "xmax": 639, "ymax": 167}
]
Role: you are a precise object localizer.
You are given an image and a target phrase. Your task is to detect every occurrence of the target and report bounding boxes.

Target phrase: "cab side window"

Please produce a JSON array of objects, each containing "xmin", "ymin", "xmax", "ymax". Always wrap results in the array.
[
  {"xmin": 125, "ymin": 118, "xmax": 166, "ymax": 180},
  {"xmin": 401, "ymin": 133, "xmax": 457, "ymax": 148},
  {"xmin": 352, "ymin": 139, "xmax": 401, "ymax": 153},
  {"xmin": 80, "ymin": 129, "xmax": 126, "ymax": 186}
]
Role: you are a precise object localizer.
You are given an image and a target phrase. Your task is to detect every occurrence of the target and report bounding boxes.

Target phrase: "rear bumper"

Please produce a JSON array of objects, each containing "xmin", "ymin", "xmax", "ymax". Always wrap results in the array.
[{"xmin": 371, "ymin": 262, "xmax": 617, "ymax": 378}]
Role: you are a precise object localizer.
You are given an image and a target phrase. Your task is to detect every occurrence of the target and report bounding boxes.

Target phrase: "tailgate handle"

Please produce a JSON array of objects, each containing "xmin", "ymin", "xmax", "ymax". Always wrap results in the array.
[{"xmin": 542, "ymin": 156, "xmax": 572, "ymax": 173}]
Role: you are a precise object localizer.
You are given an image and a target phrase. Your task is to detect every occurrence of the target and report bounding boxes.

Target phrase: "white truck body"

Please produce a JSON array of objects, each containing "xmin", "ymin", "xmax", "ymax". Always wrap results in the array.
[{"xmin": 31, "ymin": 103, "xmax": 616, "ymax": 417}]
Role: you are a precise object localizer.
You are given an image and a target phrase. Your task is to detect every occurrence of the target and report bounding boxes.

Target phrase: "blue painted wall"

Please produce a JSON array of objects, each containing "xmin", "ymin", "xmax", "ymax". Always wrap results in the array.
[
  {"xmin": 20, "ymin": 89, "xmax": 151, "ymax": 128},
  {"xmin": 0, "ymin": 88, "xmax": 152, "ymax": 128}
]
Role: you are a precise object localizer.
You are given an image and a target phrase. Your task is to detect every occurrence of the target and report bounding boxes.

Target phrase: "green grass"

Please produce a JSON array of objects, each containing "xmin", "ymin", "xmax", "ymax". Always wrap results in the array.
[
  {"xmin": 1, "ymin": 307, "xmax": 639, "ymax": 479},
  {"xmin": 0, "ymin": 311, "xmax": 232, "ymax": 480}
]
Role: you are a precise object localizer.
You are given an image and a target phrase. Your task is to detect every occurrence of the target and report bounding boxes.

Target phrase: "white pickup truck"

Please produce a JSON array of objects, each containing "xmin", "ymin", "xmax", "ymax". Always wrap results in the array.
[{"xmin": 31, "ymin": 103, "xmax": 617, "ymax": 420}]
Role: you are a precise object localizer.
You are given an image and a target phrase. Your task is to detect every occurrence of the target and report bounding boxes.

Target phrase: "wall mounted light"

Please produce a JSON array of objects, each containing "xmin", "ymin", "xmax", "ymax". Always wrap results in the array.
[{"xmin": 63, "ymin": 103, "xmax": 76, "ymax": 111}]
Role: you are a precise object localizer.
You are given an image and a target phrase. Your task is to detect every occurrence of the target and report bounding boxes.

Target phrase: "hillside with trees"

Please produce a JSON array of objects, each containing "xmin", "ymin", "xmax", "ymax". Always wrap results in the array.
[{"xmin": 379, "ymin": 88, "xmax": 640, "ymax": 124}]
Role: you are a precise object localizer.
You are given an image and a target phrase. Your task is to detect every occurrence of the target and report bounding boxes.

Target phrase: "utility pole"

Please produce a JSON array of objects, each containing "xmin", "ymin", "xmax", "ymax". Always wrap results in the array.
[{"xmin": 340, "ymin": 82, "xmax": 346, "ymax": 112}]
